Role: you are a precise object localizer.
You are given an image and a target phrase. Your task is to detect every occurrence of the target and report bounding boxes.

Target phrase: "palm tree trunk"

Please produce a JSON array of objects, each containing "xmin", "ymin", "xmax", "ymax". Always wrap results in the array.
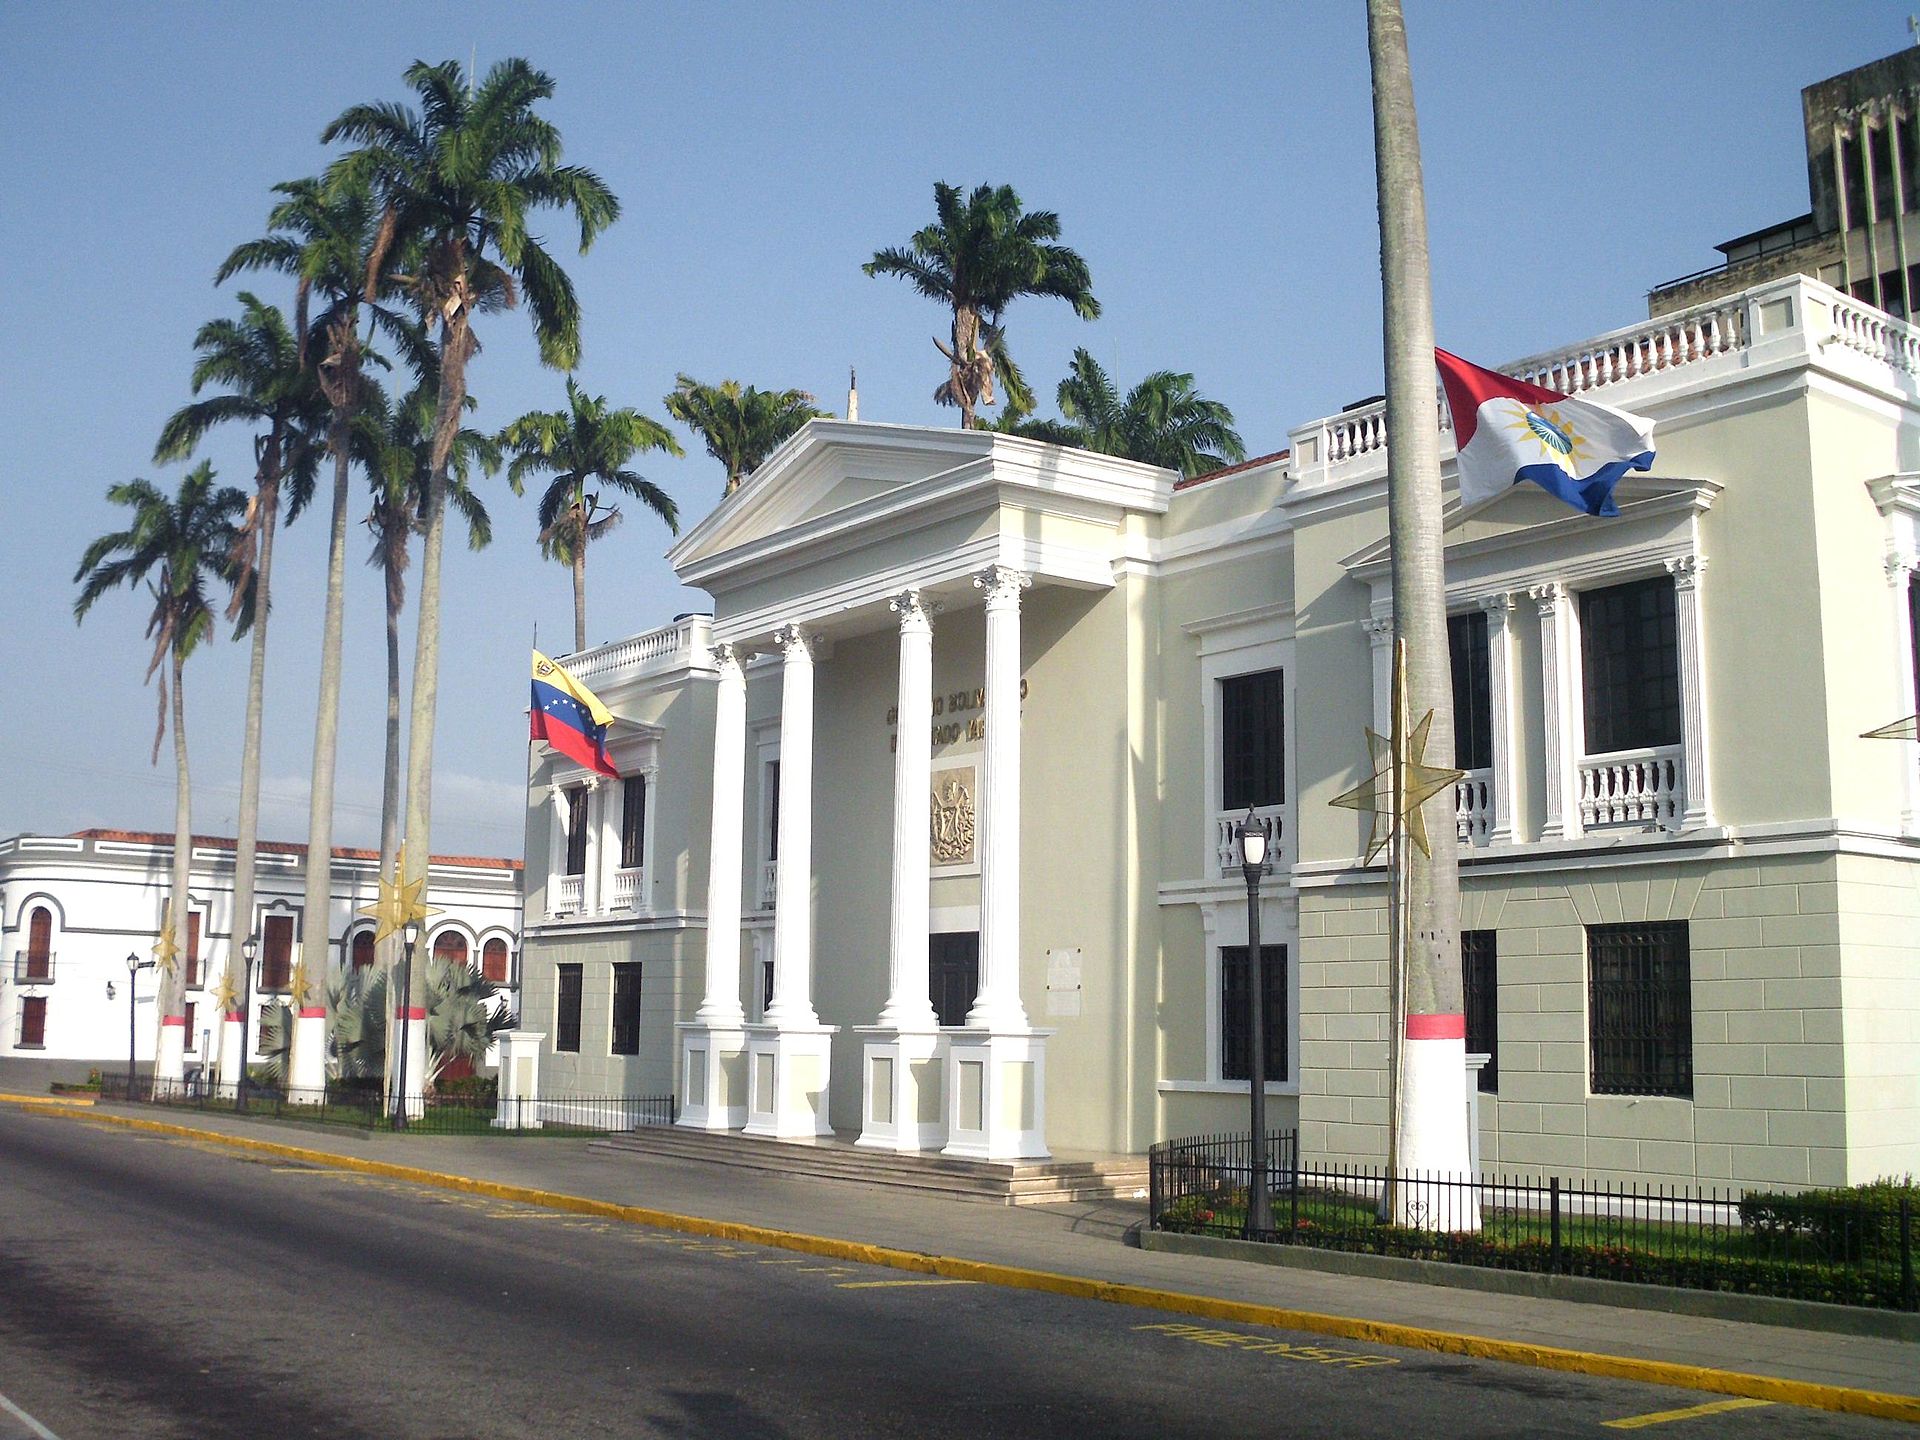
[
  {"xmin": 1368, "ymin": 0, "xmax": 1470, "ymax": 1227},
  {"xmin": 377, "ymin": 557, "xmax": 404, "ymax": 1098},
  {"xmin": 156, "ymin": 643, "xmax": 193, "ymax": 1087},
  {"xmin": 953, "ymin": 305, "xmax": 979, "ymax": 429},
  {"xmin": 572, "ymin": 523, "xmax": 588, "ymax": 654},
  {"xmin": 221, "ymin": 471, "xmax": 279, "ymax": 1097},
  {"xmin": 290, "ymin": 410, "xmax": 353, "ymax": 1099},
  {"xmin": 398, "ymin": 315, "xmax": 474, "ymax": 1112}
]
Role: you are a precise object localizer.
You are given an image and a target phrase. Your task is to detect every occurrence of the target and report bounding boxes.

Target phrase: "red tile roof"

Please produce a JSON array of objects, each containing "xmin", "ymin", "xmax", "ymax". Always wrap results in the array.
[
  {"xmin": 1172, "ymin": 449, "xmax": 1290, "ymax": 492},
  {"xmin": 66, "ymin": 830, "xmax": 522, "ymax": 872}
]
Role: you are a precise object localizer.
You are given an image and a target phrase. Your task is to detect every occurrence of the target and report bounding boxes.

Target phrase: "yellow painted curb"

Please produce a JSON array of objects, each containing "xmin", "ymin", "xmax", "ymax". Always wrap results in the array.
[
  {"xmin": 13, "ymin": 1099, "xmax": 1920, "ymax": 1426},
  {"xmin": 0, "ymin": 1091, "xmax": 96, "ymax": 1108}
]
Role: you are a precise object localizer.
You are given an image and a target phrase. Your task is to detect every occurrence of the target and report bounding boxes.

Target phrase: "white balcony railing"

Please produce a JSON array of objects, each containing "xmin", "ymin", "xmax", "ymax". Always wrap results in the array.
[
  {"xmin": 1455, "ymin": 770, "xmax": 1493, "ymax": 846},
  {"xmin": 608, "ymin": 866, "xmax": 645, "ymax": 910},
  {"xmin": 759, "ymin": 860, "xmax": 779, "ymax": 911},
  {"xmin": 1578, "ymin": 747, "xmax": 1683, "ymax": 831},
  {"xmin": 1213, "ymin": 805, "xmax": 1284, "ymax": 878},
  {"xmin": 11, "ymin": 950, "xmax": 54, "ymax": 984},
  {"xmin": 550, "ymin": 874, "xmax": 584, "ymax": 914}
]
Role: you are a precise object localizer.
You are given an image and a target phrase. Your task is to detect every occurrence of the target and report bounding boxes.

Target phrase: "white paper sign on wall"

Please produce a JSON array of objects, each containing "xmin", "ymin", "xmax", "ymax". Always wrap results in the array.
[{"xmin": 1045, "ymin": 947, "xmax": 1082, "ymax": 1018}]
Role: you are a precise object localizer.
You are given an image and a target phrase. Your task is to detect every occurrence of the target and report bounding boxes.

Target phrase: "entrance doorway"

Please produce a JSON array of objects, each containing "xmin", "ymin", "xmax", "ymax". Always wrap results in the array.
[{"xmin": 929, "ymin": 932, "xmax": 979, "ymax": 1028}]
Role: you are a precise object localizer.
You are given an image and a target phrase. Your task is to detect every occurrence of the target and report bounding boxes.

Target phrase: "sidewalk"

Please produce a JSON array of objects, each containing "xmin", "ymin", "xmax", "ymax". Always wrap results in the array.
[{"xmin": 20, "ymin": 1096, "xmax": 1919, "ymax": 1408}]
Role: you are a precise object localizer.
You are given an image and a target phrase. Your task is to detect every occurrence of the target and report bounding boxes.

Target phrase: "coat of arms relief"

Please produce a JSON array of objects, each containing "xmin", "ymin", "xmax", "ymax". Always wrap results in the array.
[{"xmin": 928, "ymin": 765, "xmax": 977, "ymax": 867}]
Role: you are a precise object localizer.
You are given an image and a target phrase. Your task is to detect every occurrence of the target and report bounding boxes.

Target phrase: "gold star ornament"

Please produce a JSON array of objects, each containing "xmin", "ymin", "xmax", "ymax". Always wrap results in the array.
[
  {"xmin": 152, "ymin": 902, "xmax": 181, "ymax": 973},
  {"xmin": 1330, "ymin": 708, "xmax": 1466, "ymax": 863},
  {"xmin": 1863, "ymin": 715, "xmax": 1920, "ymax": 740},
  {"xmin": 356, "ymin": 842, "xmax": 441, "ymax": 943}
]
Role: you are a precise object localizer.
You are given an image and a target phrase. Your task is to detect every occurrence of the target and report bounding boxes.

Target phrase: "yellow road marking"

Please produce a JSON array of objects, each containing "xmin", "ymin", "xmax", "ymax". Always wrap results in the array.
[
  {"xmin": 15, "ymin": 1099, "xmax": 1919, "ymax": 1428},
  {"xmin": 1135, "ymin": 1322, "xmax": 1399, "ymax": 1369},
  {"xmin": 1604, "ymin": 1399, "xmax": 1775, "ymax": 1429},
  {"xmin": 837, "ymin": 1279, "xmax": 979, "ymax": 1290}
]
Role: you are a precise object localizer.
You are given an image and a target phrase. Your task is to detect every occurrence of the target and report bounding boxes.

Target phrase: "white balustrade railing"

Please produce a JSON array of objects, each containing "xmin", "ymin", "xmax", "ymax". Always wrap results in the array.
[
  {"xmin": 1213, "ymin": 805, "xmax": 1284, "ymax": 877},
  {"xmin": 12, "ymin": 949, "xmax": 54, "ymax": 983},
  {"xmin": 560, "ymin": 615, "xmax": 707, "ymax": 681},
  {"xmin": 608, "ymin": 866, "xmax": 645, "ymax": 911},
  {"xmin": 1578, "ymin": 747, "xmax": 1684, "ymax": 831},
  {"xmin": 1455, "ymin": 770, "xmax": 1493, "ymax": 846},
  {"xmin": 549, "ymin": 874, "xmax": 584, "ymax": 915},
  {"xmin": 1826, "ymin": 291, "xmax": 1920, "ymax": 374},
  {"xmin": 760, "ymin": 860, "xmax": 779, "ymax": 910}
]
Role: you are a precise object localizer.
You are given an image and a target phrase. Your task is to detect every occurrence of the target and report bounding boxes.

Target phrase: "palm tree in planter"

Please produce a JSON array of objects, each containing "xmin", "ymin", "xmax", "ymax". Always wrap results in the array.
[
  {"xmin": 74, "ymin": 464, "xmax": 247, "ymax": 1087},
  {"xmin": 154, "ymin": 294, "xmax": 329, "ymax": 1096},
  {"xmin": 663, "ymin": 375, "xmax": 826, "ymax": 497},
  {"xmin": 501, "ymin": 378, "xmax": 680, "ymax": 653},
  {"xmin": 323, "ymin": 56, "xmax": 618, "ymax": 1099},
  {"xmin": 1047, "ymin": 348, "xmax": 1247, "ymax": 478},
  {"xmin": 219, "ymin": 173, "xmax": 430, "ymax": 1097},
  {"xmin": 864, "ymin": 182, "xmax": 1100, "ymax": 428}
]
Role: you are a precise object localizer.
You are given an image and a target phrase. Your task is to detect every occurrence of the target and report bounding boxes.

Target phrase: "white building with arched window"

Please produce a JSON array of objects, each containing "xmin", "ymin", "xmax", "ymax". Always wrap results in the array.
[{"xmin": 0, "ymin": 829, "xmax": 522, "ymax": 1085}]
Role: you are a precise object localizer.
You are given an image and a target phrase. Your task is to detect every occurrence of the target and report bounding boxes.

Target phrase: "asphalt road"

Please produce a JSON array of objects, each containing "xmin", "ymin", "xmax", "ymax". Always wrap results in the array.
[{"xmin": 0, "ymin": 1107, "xmax": 1906, "ymax": 1440}]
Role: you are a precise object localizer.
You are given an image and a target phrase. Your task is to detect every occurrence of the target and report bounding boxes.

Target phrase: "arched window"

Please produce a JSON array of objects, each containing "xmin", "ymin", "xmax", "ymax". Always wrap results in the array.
[
  {"xmin": 431, "ymin": 931, "xmax": 469, "ymax": 969},
  {"xmin": 351, "ymin": 930, "xmax": 376, "ymax": 970},
  {"xmin": 482, "ymin": 937, "xmax": 509, "ymax": 984},
  {"xmin": 25, "ymin": 907, "xmax": 52, "ymax": 981}
]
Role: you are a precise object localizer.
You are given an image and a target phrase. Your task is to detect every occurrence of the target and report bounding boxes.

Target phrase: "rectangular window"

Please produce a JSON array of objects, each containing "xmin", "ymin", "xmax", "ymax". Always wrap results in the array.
[
  {"xmin": 1220, "ymin": 670, "xmax": 1285, "ymax": 810},
  {"xmin": 620, "ymin": 776, "xmax": 647, "ymax": 870},
  {"xmin": 183, "ymin": 1001, "xmax": 197, "ymax": 1051},
  {"xmin": 766, "ymin": 760, "xmax": 781, "ymax": 862},
  {"xmin": 261, "ymin": 914, "xmax": 295, "ymax": 992},
  {"xmin": 1588, "ymin": 921, "xmax": 1692, "ymax": 1098},
  {"xmin": 1220, "ymin": 944, "xmax": 1287, "ymax": 1083},
  {"xmin": 610, "ymin": 962, "xmax": 642, "ymax": 1056},
  {"xmin": 186, "ymin": 910, "xmax": 202, "ymax": 989},
  {"xmin": 1580, "ymin": 577, "xmax": 1680, "ymax": 754},
  {"xmin": 1462, "ymin": 930, "xmax": 1497, "ymax": 1093},
  {"xmin": 929, "ymin": 933, "xmax": 980, "ymax": 1028},
  {"xmin": 1908, "ymin": 574, "xmax": 1919, "ymax": 709},
  {"xmin": 556, "ymin": 964, "xmax": 583, "ymax": 1053},
  {"xmin": 1449, "ymin": 611, "xmax": 1493, "ymax": 771},
  {"xmin": 564, "ymin": 788, "xmax": 588, "ymax": 876},
  {"xmin": 18, "ymin": 996, "xmax": 46, "ymax": 1048}
]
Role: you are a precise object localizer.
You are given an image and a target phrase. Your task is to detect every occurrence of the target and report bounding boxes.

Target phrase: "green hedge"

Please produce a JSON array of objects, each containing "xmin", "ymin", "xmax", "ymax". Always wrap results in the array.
[{"xmin": 1737, "ymin": 1177, "xmax": 1917, "ymax": 1263}]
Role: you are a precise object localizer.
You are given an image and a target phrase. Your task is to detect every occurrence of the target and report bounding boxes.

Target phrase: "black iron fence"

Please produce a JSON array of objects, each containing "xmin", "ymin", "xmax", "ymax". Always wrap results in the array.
[
  {"xmin": 98, "ymin": 1073, "xmax": 673, "ymax": 1136},
  {"xmin": 1149, "ymin": 1134, "xmax": 1919, "ymax": 1312}
]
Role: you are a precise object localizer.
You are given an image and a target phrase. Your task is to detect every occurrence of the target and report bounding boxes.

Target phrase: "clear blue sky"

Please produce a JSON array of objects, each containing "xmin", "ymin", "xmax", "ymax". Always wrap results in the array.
[{"xmin": 0, "ymin": 1, "xmax": 1903, "ymax": 857}]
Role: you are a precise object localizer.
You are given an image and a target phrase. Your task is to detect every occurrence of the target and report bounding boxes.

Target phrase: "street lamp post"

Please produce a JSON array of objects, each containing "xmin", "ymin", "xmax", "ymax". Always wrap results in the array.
[
  {"xmin": 1236, "ymin": 808, "xmax": 1272, "ymax": 1239},
  {"xmin": 235, "ymin": 933, "xmax": 258, "ymax": 1112},
  {"xmin": 124, "ymin": 951, "xmax": 155, "ymax": 1101},
  {"xmin": 391, "ymin": 918, "xmax": 421, "ymax": 1130}
]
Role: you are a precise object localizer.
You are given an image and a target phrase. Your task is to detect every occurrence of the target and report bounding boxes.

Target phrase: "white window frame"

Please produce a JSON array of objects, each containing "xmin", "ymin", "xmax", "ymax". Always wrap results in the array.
[
  {"xmin": 752, "ymin": 725, "xmax": 782, "ymax": 913},
  {"xmin": 602, "ymin": 725, "xmax": 663, "ymax": 917},
  {"xmin": 1174, "ymin": 895, "xmax": 1299, "ymax": 1096},
  {"xmin": 1189, "ymin": 603, "xmax": 1296, "ymax": 883}
]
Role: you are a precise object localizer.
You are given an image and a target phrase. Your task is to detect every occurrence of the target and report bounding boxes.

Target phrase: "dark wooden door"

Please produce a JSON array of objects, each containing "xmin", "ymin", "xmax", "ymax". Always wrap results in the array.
[{"xmin": 929, "ymin": 932, "xmax": 979, "ymax": 1028}]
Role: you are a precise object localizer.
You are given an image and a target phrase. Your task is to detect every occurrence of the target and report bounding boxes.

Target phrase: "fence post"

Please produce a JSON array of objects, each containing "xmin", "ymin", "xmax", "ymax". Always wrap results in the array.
[
  {"xmin": 1901, "ymin": 1195, "xmax": 1915, "ymax": 1312},
  {"xmin": 1289, "ymin": 1148, "xmax": 1300, "ymax": 1239},
  {"xmin": 1550, "ymin": 1177, "xmax": 1563, "ymax": 1273}
]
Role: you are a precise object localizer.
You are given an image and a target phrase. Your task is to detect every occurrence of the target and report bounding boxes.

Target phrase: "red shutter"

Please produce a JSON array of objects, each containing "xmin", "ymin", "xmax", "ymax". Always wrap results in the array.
[
  {"xmin": 482, "ymin": 938, "xmax": 509, "ymax": 983},
  {"xmin": 25, "ymin": 908, "xmax": 51, "ymax": 980},
  {"xmin": 351, "ymin": 931, "xmax": 376, "ymax": 970},
  {"xmin": 186, "ymin": 911, "xmax": 201, "ymax": 989},
  {"xmin": 19, "ymin": 996, "xmax": 47, "ymax": 1047},
  {"xmin": 432, "ymin": 932, "xmax": 468, "ymax": 968},
  {"xmin": 262, "ymin": 915, "xmax": 294, "ymax": 991}
]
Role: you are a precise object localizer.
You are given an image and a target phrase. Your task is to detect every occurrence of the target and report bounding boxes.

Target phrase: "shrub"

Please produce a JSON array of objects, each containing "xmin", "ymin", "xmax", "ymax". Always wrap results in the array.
[{"xmin": 1738, "ymin": 1176, "xmax": 1917, "ymax": 1262}]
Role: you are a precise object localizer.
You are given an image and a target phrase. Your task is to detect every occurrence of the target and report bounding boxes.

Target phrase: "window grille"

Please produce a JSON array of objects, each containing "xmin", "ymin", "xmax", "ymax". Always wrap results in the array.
[
  {"xmin": 1462, "ymin": 930, "xmax": 1497, "ymax": 1092},
  {"xmin": 1449, "ymin": 611, "xmax": 1493, "ymax": 771},
  {"xmin": 1220, "ymin": 944, "xmax": 1287, "ymax": 1083},
  {"xmin": 610, "ymin": 963, "xmax": 642, "ymax": 1056},
  {"xmin": 1580, "ymin": 577, "xmax": 1680, "ymax": 753},
  {"xmin": 556, "ymin": 964, "xmax": 583, "ymax": 1053},
  {"xmin": 1588, "ymin": 921, "xmax": 1692, "ymax": 1097},
  {"xmin": 17, "ymin": 996, "xmax": 46, "ymax": 1047},
  {"xmin": 1220, "ymin": 670, "xmax": 1285, "ymax": 810}
]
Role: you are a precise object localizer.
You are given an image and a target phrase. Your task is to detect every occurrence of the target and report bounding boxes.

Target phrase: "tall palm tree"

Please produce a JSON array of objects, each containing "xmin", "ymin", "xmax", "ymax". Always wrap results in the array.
[
  {"xmin": 1027, "ymin": 349, "xmax": 1247, "ymax": 477},
  {"xmin": 1368, "ymin": 0, "xmax": 1468, "ymax": 1221},
  {"xmin": 154, "ymin": 295, "xmax": 328, "ymax": 1096},
  {"xmin": 219, "ymin": 174, "xmax": 426, "ymax": 1096},
  {"xmin": 74, "ymin": 465, "xmax": 246, "ymax": 1086},
  {"xmin": 502, "ymin": 379, "xmax": 680, "ymax": 652},
  {"xmin": 663, "ymin": 375, "xmax": 827, "ymax": 497},
  {"xmin": 864, "ymin": 182, "xmax": 1099, "ymax": 428},
  {"xmin": 323, "ymin": 57, "xmax": 618, "ymax": 1100}
]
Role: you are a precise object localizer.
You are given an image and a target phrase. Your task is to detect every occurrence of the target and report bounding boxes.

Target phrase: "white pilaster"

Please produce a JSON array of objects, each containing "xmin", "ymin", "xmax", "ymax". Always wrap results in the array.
[
  {"xmin": 878, "ymin": 590, "xmax": 938, "ymax": 1031},
  {"xmin": 581, "ymin": 775, "xmax": 606, "ymax": 915},
  {"xmin": 493, "ymin": 1029, "xmax": 546, "ymax": 1129},
  {"xmin": 1480, "ymin": 593, "xmax": 1518, "ymax": 844},
  {"xmin": 1888, "ymin": 554, "xmax": 1920, "ymax": 835},
  {"xmin": 1668, "ymin": 556, "xmax": 1712, "ymax": 830},
  {"xmin": 968, "ymin": 565, "xmax": 1031, "ymax": 1032},
  {"xmin": 1532, "ymin": 583, "xmax": 1578, "ymax": 839},
  {"xmin": 1365, "ymin": 614, "xmax": 1393, "ymax": 739},
  {"xmin": 680, "ymin": 643, "xmax": 749, "ymax": 1131}
]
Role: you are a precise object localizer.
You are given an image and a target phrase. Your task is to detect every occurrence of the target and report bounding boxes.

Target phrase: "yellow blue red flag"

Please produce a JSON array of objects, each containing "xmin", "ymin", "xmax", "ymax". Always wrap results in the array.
[{"xmin": 530, "ymin": 651, "xmax": 618, "ymax": 776}]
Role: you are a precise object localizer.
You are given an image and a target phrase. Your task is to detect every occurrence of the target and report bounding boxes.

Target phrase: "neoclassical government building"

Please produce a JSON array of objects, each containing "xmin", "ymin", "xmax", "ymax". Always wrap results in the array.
[{"xmin": 518, "ymin": 269, "xmax": 1920, "ymax": 1189}]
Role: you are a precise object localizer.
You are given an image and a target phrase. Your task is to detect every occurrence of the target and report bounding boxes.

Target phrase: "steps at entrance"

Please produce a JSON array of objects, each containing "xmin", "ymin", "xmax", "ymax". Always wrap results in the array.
[{"xmin": 591, "ymin": 1124, "xmax": 1150, "ymax": 1206}]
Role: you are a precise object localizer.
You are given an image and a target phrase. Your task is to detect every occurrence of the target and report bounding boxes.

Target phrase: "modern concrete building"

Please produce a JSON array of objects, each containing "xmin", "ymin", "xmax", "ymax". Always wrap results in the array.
[
  {"xmin": 516, "ymin": 267, "xmax": 1920, "ymax": 1191},
  {"xmin": 0, "ymin": 829, "xmax": 522, "ymax": 1084}
]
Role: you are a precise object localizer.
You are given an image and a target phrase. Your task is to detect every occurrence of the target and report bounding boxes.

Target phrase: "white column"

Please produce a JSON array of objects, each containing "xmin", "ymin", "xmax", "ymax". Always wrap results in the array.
[
  {"xmin": 879, "ymin": 591, "xmax": 938, "ymax": 1030},
  {"xmin": 1532, "ymin": 583, "xmax": 1577, "ymax": 839},
  {"xmin": 765, "ymin": 624, "xmax": 818, "ymax": 1027},
  {"xmin": 1481, "ymin": 593, "xmax": 1518, "ymax": 844},
  {"xmin": 968, "ymin": 565, "xmax": 1031, "ymax": 1032},
  {"xmin": 1888, "ymin": 554, "xmax": 1920, "ymax": 835},
  {"xmin": 1365, "ymin": 614, "xmax": 1393, "ymax": 738},
  {"xmin": 581, "ymin": 775, "xmax": 605, "ymax": 914},
  {"xmin": 698, "ymin": 645, "xmax": 748, "ymax": 1026},
  {"xmin": 1668, "ymin": 556, "xmax": 1712, "ymax": 830}
]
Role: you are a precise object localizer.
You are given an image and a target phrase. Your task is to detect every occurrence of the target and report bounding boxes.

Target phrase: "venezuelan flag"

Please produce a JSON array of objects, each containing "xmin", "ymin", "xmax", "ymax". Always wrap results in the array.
[{"xmin": 531, "ymin": 651, "xmax": 618, "ymax": 776}]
